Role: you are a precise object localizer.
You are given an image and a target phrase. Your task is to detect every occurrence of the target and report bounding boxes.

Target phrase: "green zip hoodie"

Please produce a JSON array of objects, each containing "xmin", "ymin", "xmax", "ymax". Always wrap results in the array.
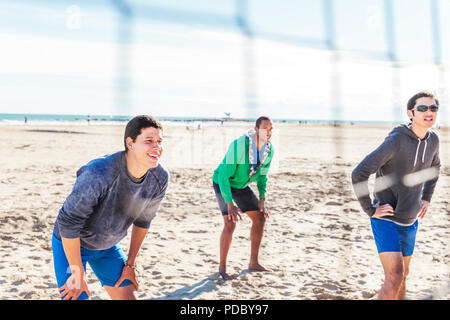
[{"xmin": 213, "ymin": 133, "xmax": 274, "ymax": 204}]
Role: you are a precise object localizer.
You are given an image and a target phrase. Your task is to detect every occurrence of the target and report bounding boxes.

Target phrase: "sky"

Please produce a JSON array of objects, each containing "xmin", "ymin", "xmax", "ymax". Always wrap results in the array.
[{"xmin": 0, "ymin": 0, "xmax": 449, "ymax": 123}]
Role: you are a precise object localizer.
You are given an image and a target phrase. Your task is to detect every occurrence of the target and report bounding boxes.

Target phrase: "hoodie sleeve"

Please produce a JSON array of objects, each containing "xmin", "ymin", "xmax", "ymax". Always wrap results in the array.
[
  {"xmin": 351, "ymin": 134, "xmax": 398, "ymax": 217},
  {"xmin": 422, "ymin": 139, "xmax": 440, "ymax": 202}
]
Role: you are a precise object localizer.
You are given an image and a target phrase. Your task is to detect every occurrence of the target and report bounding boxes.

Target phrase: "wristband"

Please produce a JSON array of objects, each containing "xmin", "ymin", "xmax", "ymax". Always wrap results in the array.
[{"xmin": 124, "ymin": 262, "xmax": 137, "ymax": 270}]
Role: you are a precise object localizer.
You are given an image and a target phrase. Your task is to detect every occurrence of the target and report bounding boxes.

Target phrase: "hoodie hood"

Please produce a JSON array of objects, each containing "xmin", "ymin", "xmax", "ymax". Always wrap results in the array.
[{"xmin": 245, "ymin": 129, "xmax": 271, "ymax": 179}]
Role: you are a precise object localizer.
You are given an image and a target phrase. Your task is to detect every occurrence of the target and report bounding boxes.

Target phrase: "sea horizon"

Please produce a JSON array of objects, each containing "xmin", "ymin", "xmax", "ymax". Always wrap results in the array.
[{"xmin": 0, "ymin": 112, "xmax": 411, "ymax": 127}]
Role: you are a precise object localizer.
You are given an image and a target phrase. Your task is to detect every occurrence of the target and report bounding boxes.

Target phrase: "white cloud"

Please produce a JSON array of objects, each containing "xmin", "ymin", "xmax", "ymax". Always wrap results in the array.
[
  {"xmin": 0, "ymin": 33, "xmax": 115, "ymax": 78},
  {"xmin": 0, "ymin": 25, "xmax": 449, "ymax": 123}
]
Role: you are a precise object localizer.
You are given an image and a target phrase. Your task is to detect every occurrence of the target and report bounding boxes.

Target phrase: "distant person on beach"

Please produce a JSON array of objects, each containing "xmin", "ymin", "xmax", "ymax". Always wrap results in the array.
[
  {"xmin": 213, "ymin": 116, "xmax": 275, "ymax": 280},
  {"xmin": 52, "ymin": 115, "xmax": 168, "ymax": 300},
  {"xmin": 351, "ymin": 91, "xmax": 441, "ymax": 299},
  {"xmin": 24, "ymin": 116, "xmax": 27, "ymax": 124},
  {"xmin": 86, "ymin": 115, "xmax": 90, "ymax": 124}
]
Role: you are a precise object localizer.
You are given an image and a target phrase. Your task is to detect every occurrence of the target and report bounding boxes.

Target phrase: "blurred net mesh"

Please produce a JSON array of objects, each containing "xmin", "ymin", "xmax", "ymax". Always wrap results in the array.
[
  {"xmin": 109, "ymin": 0, "xmax": 448, "ymax": 299},
  {"xmin": 13, "ymin": 0, "xmax": 448, "ymax": 298}
]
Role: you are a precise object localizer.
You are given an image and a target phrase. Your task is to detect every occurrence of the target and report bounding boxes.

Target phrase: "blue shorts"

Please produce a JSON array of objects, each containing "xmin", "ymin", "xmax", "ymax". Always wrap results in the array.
[
  {"xmin": 370, "ymin": 218, "xmax": 418, "ymax": 257},
  {"xmin": 52, "ymin": 233, "xmax": 133, "ymax": 300},
  {"xmin": 213, "ymin": 182, "xmax": 259, "ymax": 216}
]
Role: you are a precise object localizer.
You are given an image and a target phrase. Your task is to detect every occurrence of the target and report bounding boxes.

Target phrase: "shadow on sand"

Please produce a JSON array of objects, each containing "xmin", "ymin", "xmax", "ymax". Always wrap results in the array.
[
  {"xmin": 150, "ymin": 273, "xmax": 221, "ymax": 300},
  {"xmin": 149, "ymin": 269, "xmax": 263, "ymax": 300}
]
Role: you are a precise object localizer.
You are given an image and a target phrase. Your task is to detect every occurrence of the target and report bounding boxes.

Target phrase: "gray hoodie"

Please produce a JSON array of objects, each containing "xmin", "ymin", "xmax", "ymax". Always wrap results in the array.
[{"xmin": 352, "ymin": 124, "xmax": 440, "ymax": 226}]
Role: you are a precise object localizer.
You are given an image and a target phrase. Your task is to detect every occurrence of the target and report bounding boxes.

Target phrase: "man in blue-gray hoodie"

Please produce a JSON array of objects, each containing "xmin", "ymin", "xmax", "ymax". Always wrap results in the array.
[
  {"xmin": 52, "ymin": 115, "xmax": 169, "ymax": 300},
  {"xmin": 352, "ymin": 91, "xmax": 440, "ymax": 300}
]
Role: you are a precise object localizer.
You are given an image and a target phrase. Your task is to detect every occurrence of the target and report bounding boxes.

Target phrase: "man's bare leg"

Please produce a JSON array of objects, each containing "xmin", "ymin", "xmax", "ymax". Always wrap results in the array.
[
  {"xmin": 397, "ymin": 256, "xmax": 412, "ymax": 300},
  {"xmin": 246, "ymin": 211, "xmax": 270, "ymax": 272},
  {"xmin": 104, "ymin": 284, "xmax": 136, "ymax": 300},
  {"xmin": 219, "ymin": 216, "xmax": 237, "ymax": 280},
  {"xmin": 377, "ymin": 252, "xmax": 404, "ymax": 300}
]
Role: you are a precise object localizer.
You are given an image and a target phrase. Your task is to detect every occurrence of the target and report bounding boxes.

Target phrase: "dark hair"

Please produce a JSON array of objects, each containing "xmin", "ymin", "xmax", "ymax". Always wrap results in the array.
[
  {"xmin": 124, "ymin": 115, "xmax": 163, "ymax": 151},
  {"xmin": 255, "ymin": 116, "xmax": 272, "ymax": 128},
  {"xmin": 407, "ymin": 91, "xmax": 439, "ymax": 111}
]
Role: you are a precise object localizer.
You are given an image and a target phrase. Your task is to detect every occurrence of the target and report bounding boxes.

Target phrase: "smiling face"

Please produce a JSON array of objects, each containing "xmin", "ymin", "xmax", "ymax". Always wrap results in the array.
[
  {"xmin": 126, "ymin": 127, "xmax": 163, "ymax": 170},
  {"xmin": 407, "ymin": 96, "xmax": 438, "ymax": 129}
]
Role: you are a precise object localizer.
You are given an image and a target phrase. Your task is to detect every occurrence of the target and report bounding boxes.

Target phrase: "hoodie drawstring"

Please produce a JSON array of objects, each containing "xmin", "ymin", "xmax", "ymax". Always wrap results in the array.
[
  {"xmin": 413, "ymin": 139, "xmax": 421, "ymax": 167},
  {"xmin": 413, "ymin": 135, "xmax": 430, "ymax": 166},
  {"xmin": 422, "ymin": 139, "xmax": 428, "ymax": 163}
]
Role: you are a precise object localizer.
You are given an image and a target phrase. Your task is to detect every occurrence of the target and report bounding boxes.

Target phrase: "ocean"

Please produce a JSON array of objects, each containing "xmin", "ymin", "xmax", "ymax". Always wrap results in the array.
[{"xmin": 0, "ymin": 113, "xmax": 402, "ymax": 127}]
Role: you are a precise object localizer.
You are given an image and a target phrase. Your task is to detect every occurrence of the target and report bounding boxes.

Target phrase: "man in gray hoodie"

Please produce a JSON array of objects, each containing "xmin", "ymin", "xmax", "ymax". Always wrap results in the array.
[
  {"xmin": 52, "ymin": 115, "xmax": 169, "ymax": 300},
  {"xmin": 352, "ymin": 91, "xmax": 440, "ymax": 300}
]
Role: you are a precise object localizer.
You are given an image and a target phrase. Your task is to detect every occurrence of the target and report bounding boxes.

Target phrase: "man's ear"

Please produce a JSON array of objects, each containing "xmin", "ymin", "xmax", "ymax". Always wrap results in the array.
[{"xmin": 126, "ymin": 137, "xmax": 134, "ymax": 151}]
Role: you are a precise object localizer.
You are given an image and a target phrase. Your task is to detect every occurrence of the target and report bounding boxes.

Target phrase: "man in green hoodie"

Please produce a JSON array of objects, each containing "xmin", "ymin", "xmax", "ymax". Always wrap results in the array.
[
  {"xmin": 352, "ymin": 91, "xmax": 441, "ymax": 299},
  {"xmin": 213, "ymin": 116, "xmax": 274, "ymax": 280}
]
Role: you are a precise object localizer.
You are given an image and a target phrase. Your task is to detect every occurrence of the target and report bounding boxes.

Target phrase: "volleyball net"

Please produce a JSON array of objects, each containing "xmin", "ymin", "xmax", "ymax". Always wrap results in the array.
[{"xmin": 3, "ymin": 0, "xmax": 449, "ymax": 299}]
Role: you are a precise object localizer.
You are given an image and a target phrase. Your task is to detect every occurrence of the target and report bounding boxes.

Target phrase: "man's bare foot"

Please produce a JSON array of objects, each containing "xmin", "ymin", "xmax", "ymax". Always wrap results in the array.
[
  {"xmin": 248, "ymin": 263, "xmax": 272, "ymax": 272},
  {"xmin": 219, "ymin": 271, "xmax": 237, "ymax": 280}
]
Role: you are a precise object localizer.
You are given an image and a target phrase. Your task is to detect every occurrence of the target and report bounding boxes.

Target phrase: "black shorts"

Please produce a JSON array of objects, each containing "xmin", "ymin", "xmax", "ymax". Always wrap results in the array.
[{"xmin": 213, "ymin": 182, "xmax": 259, "ymax": 216}]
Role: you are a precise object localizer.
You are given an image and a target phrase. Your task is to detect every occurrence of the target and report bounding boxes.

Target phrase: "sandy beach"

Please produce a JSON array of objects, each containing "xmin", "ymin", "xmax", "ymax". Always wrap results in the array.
[{"xmin": 0, "ymin": 122, "xmax": 449, "ymax": 300}]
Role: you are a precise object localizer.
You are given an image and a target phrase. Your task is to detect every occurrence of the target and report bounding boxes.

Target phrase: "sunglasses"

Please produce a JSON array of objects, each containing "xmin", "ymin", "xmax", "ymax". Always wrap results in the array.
[{"xmin": 414, "ymin": 105, "xmax": 439, "ymax": 112}]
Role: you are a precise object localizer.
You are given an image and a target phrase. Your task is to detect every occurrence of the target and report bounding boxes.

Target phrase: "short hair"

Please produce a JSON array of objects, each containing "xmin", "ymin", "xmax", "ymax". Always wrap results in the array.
[
  {"xmin": 407, "ymin": 91, "xmax": 439, "ymax": 111},
  {"xmin": 124, "ymin": 115, "xmax": 163, "ymax": 151},
  {"xmin": 255, "ymin": 116, "xmax": 272, "ymax": 128}
]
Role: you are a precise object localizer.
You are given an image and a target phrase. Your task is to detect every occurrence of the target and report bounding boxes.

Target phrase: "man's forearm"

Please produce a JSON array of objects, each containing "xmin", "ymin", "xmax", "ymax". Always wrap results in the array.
[
  {"xmin": 127, "ymin": 225, "xmax": 149, "ymax": 265},
  {"xmin": 61, "ymin": 237, "xmax": 84, "ymax": 275},
  {"xmin": 258, "ymin": 198, "xmax": 265, "ymax": 207}
]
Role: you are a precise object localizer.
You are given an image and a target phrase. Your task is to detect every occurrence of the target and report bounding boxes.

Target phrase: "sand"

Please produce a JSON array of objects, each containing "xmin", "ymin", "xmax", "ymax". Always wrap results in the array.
[{"xmin": 0, "ymin": 122, "xmax": 449, "ymax": 300}]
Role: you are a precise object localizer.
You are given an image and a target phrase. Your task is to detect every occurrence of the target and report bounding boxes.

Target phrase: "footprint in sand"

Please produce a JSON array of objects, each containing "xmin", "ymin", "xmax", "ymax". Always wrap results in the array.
[
  {"xmin": 20, "ymin": 291, "xmax": 37, "ymax": 299},
  {"xmin": 362, "ymin": 291, "xmax": 377, "ymax": 299}
]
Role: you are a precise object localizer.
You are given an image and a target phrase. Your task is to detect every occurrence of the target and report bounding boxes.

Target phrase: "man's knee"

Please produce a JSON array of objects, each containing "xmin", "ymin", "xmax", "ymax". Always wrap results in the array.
[
  {"xmin": 386, "ymin": 268, "xmax": 405, "ymax": 288},
  {"xmin": 223, "ymin": 220, "xmax": 236, "ymax": 233},
  {"xmin": 252, "ymin": 213, "xmax": 266, "ymax": 226},
  {"xmin": 403, "ymin": 266, "xmax": 409, "ymax": 280}
]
